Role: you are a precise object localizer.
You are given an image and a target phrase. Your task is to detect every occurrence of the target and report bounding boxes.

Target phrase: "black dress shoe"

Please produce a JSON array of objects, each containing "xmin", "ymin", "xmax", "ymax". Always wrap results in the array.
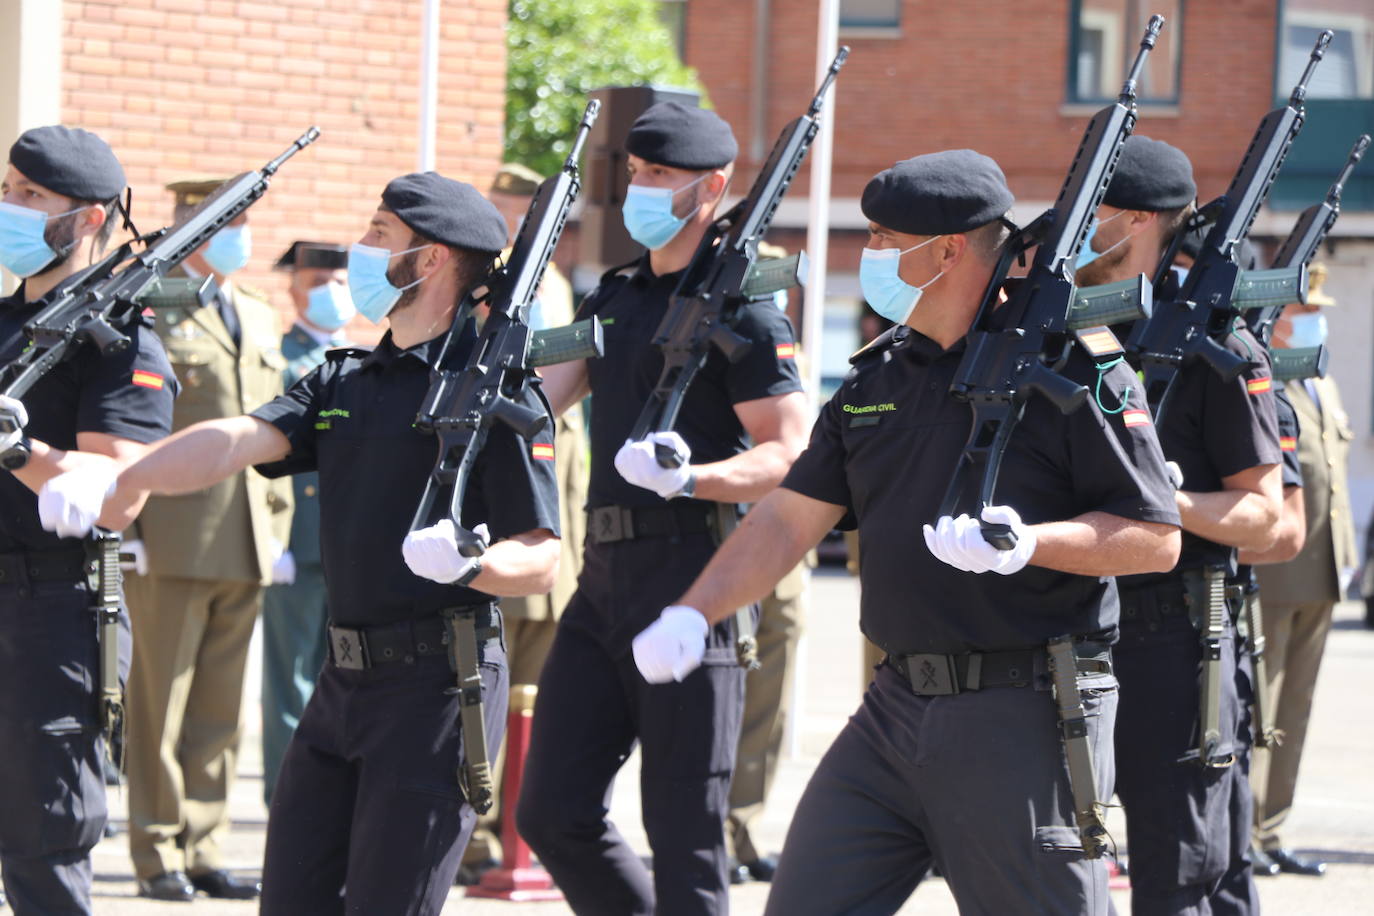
[
  {"xmin": 455, "ymin": 858, "xmax": 499, "ymax": 886},
  {"xmin": 745, "ymin": 856, "xmax": 778, "ymax": 882},
  {"xmin": 138, "ymin": 871, "xmax": 194, "ymax": 902},
  {"xmin": 189, "ymin": 870, "xmax": 262, "ymax": 899},
  {"xmin": 1251, "ymin": 846, "xmax": 1281, "ymax": 877},
  {"xmin": 1268, "ymin": 848, "xmax": 1326, "ymax": 876}
]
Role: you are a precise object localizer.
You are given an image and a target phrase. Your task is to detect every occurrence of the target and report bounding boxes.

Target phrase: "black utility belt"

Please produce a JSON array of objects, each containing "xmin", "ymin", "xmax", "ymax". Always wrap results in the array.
[
  {"xmin": 1118, "ymin": 578, "xmax": 1190, "ymax": 623},
  {"xmin": 327, "ymin": 605, "xmax": 500, "ymax": 671},
  {"xmin": 0, "ymin": 546, "xmax": 91, "ymax": 585},
  {"xmin": 886, "ymin": 643, "xmax": 1112, "ymax": 697},
  {"xmin": 587, "ymin": 503, "xmax": 713, "ymax": 544}
]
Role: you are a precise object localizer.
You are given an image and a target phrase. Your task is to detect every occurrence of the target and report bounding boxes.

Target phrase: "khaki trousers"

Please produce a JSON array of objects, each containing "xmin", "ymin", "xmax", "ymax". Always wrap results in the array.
[
  {"xmin": 463, "ymin": 615, "xmax": 560, "ymax": 865},
  {"xmin": 1251, "ymin": 598, "xmax": 1336, "ymax": 850},
  {"xmin": 727, "ymin": 583, "xmax": 806, "ymax": 865},
  {"xmin": 124, "ymin": 574, "xmax": 262, "ymax": 879}
]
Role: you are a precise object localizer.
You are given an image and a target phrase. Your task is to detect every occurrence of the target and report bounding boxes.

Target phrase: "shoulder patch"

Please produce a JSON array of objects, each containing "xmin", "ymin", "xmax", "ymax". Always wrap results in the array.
[
  {"xmin": 1246, "ymin": 376, "xmax": 1272, "ymax": 395},
  {"xmin": 1122, "ymin": 408, "xmax": 1151, "ymax": 428},
  {"xmin": 1073, "ymin": 325, "xmax": 1123, "ymax": 360}
]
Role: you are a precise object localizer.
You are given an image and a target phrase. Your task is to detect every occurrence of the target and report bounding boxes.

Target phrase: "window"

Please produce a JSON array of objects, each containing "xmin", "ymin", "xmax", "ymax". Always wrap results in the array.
[
  {"xmin": 1278, "ymin": 3, "xmax": 1373, "ymax": 99},
  {"xmin": 840, "ymin": 0, "xmax": 902, "ymax": 29},
  {"xmin": 1068, "ymin": 0, "xmax": 1183, "ymax": 104}
]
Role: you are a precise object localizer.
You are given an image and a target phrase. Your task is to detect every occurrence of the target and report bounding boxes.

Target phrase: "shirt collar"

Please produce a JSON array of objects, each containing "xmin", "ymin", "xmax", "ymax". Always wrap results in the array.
[
  {"xmin": 358, "ymin": 327, "xmax": 466, "ymax": 372},
  {"xmin": 291, "ymin": 321, "xmax": 340, "ymax": 348},
  {"xmin": 629, "ymin": 254, "xmax": 685, "ymax": 289}
]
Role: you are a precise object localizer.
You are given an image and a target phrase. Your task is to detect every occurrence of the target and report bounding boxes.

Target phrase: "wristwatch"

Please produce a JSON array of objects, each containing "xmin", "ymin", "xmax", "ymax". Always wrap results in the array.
[
  {"xmin": 0, "ymin": 437, "xmax": 32, "ymax": 470},
  {"xmin": 454, "ymin": 557, "xmax": 484, "ymax": 587}
]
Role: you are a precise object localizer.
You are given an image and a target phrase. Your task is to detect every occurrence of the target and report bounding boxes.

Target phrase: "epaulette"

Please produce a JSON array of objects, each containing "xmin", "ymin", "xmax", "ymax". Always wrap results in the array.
[
  {"xmin": 234, "ymin": 283, "xmax": 270, "ymax": 303},
  {"xmin": 325, "ymin": 345, "xmax": 372, "ymax": 362},
  {"xmin": 848, "ymin": 325, "xmax": 900, "ymax": 365},
  {"xmin": 575, "ymin": 259, "xmax": 639, "ymax": 321}
]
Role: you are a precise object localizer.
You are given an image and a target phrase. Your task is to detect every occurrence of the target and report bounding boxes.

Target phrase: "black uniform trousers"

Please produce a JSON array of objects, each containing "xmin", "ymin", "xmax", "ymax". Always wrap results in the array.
[
  {"xmin": 1113, "ymin": 583, "xmax": 1254, "ymax": 916},
  {"xmin": 517, "ymin": 532, "xmax": 746, "ymax": 916},
  {"xmin": 764, "ymin": 660, "xmax": 1117, "ymax": 915},
  {"xmin": 260, "ymin": 629, "xmax": 507, "ymax": 916},
  {"xmin": 0, "ymin": 572, "xmax": 129, "ymax": 916}
]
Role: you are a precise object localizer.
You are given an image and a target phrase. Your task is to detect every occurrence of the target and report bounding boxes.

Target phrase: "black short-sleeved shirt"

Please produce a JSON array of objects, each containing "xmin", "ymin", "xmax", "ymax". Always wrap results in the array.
[
  {"xmin": 1274, "ymin": 380, "xmax": 1302, "ymax": 489},
  {"xmin": 251, "ymin": 329, "xmax": 561, "ymax": 628},
  {"xmin": 0, "ymin": 284, "xmax": 178, "ymax": 553},
  {"xmin": 1122, "ymin": 324, "xmax": 1281, "ymax": 585},
  {"xmin": 781, "ymin": 324, "xmax": 1180, "ymax": 655},
  {"xmin": 577, "ymin": 257, "xmax": 804, "ymax": 510}
]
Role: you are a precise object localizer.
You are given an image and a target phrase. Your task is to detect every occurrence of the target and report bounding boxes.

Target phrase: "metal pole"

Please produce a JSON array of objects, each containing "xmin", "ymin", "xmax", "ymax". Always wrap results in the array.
[
  {"xmin": 418, "ymin": 0, "xmax": 440, "ymax": 171},
  {"xmin": 803, "ymin": 0, "xmax": 839, "ymax": 406},
  {"xmin": 790, "ymin": 0, "xmax": 840, "ymax": 762}
]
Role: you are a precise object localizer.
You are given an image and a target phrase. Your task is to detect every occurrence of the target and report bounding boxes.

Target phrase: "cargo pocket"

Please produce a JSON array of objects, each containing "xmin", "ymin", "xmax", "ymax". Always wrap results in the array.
[{"xmin": 1035, "ymin": 824, "xmax": 1086, "ymax": 859}]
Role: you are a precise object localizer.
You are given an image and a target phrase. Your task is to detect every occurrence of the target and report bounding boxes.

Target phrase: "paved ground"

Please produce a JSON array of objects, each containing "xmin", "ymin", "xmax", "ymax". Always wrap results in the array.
[{"xmin": 88, "ymin": 570, "xmax": 1374, "ymax": 913}]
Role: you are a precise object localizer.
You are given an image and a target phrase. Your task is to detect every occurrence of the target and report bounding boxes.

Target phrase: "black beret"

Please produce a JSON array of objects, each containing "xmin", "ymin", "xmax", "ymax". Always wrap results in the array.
[
  {"xmin": 9, "ymin": 125, "xmax": 125, "ymax": 202},
  {"xmin": 861, "ymin": 150, "xmax": 1014, "ymax": 236},
  {"xmin": 1103, "ymin": 136, "xmax": 1196, "ymax": 212},
  {"xmin": 625, "ymin": 102, "xmax": 738, "ymax": 170},
  {"xmin": 381, "ymin": 172, "xmax": 507, "ymax": 253},
  {"xmin": 273, "ymin": 241, "xmax": 348, "ymax": 271}
]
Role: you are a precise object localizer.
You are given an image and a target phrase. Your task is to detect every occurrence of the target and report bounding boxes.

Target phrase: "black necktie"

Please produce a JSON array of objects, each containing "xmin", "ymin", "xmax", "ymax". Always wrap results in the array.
[{"xmin": 217, "ymin": 291, "xmax": 241, "ymax": 348}]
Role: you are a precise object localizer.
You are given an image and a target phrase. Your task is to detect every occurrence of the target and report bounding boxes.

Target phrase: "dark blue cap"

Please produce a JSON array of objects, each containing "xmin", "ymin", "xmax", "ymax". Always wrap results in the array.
[
  {"xmin": 381, "ymin": 172, "xmax": 508, "ymax": 253},
  {"xmin": 861, "ymin": 150, "xmax": 1014, "ymax": 235},
  {"xmin": 8, "ymin": 125, "xmax": 126, "ymax": 202},
  {"xmin": 1104, "ymin": 136, "xmax": 1196, "ymax": 212},
  {"xmin": 625, "ymin": 102, "xmax": 738, "ymax": 170}
]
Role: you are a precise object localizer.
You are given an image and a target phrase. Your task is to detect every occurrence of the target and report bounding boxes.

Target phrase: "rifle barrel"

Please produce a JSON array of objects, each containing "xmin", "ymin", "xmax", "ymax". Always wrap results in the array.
[
  {"xmin": 1329, "ymin": 134, "xmax": 1371, "ymax": 202},
  {"xmin": 1120, "ymin": 14, "xmax": 1165, "ymax": 102},
  {"xmin": 1291, "ymin": 30, "xmax": 1334, "ymax": 105},
  {"xmin": 563, "ymin": 101, "xmax": 600, "ymax": 171},
  {"xmin": 263, "ymin": 125, "xmax": 321, "ymax": 177},
  {"xmin": 807, "ymin": 46, "xmax": 850, "ymax": 117}
]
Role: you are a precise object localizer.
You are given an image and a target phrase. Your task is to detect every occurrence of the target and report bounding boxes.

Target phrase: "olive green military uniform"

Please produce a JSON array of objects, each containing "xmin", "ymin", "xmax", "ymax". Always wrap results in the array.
[
  {"xmin": 1252, "ymin": 374, "xmax": 1356, "ymax": 852},
  {"xmin": 125, "ymin": 274, "xmax": 292, "ymax": 881}
]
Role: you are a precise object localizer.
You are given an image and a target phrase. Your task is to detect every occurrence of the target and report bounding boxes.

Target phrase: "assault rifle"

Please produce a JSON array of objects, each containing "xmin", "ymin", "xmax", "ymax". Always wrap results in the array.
[
  {"xmin": 409, "ymin": 100, "xmax": 604, "ymax": 548},
  {"xmin": 939, "ymin": 16, "xmax": 1163, "ymax": 549},
  {"xmin": 1124, "ymin": 31, "xmax": 1333, "ymax": 425},
  {"xmin": 629, "ymin": 47, "xmax": 849, "ymax": 461},
  {"xmin": 0, "ymin": 126, "xmax": 321, "ymax": 466},
  {"xmin": 1259, "ymin": 133, "xmax": 1369, "ymax": 382}
]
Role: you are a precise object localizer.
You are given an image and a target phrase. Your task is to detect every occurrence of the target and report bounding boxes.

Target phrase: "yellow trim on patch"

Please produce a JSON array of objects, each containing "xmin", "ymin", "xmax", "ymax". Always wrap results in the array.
[
  {"xmin": 1122, "ymin": 409, "xmax": 1151, "ymax": 428},
  {"xmin": 1079, "ymin": 330, "xmax": 1118, "ymax": 355}
]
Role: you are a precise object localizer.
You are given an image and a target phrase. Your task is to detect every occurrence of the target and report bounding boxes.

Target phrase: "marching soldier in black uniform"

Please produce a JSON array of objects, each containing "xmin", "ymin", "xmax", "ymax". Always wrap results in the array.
[
  {"xmin": 633, "ymin": 150, "xmax": 1181, "ymax": 914},
  {"xmin": 0, "ymin": 127, "xmax": 177, "ymax": 915},
  {"xmin": 35, "ymin": 173, "xmax": 561, "ymax": 916},
  {"xmin": 1075, "ymin": 136, "xmax": 1283, "ymax": 914},
  {"xmin": 517, "ymin": 103, "xmax": 810, "ymax": 914}
]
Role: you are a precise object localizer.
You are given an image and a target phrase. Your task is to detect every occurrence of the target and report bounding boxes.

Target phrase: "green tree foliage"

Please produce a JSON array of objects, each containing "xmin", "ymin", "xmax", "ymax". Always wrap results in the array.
[{"xmin": 505, "ymin": 0, "xmax": 705, "ymax": 176}]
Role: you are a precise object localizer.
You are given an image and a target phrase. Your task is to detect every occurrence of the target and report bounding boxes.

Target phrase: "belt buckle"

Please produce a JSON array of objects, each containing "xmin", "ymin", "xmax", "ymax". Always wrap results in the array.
[
  {"xmin": 591, "ymin": 507, "xmax": 631, "ymax": 543},
  {"xmin": 329, "ymin": 626, "xmax": 368, "ymax": 670},
  {"xmin": 904, "ymin": 653, "xmax": 959, "ymax": 696}
]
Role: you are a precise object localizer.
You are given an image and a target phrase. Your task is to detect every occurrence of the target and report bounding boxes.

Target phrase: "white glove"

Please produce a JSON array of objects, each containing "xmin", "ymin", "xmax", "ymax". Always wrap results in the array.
[
  {"xmin": 0, "ymin": 394, "xmax": 28, "ymax": 454},
  {"xmin": 271, "ymin": 546, "xmax": 297, "ymax": 586},
  {"xmin": 37, "ymin": 464, "xmax": 119, "ymax": 539},
  {"xmin": 1165, "ymin": 460, "xmax": 1184, "ymax": 489},
  {"xmin": 614, "ymin": 432, "xmax": 694, "ymax": 499},
  {"xmin": 119, "ymin": 538, "xmax": 149, "ymax": 576},
  {"xmin": 922, "ymin": 506, "xmax": 1037, "ymax": 576},
  {"xmin": 633, "ymin": 605, "xmax": 710, "ymax": 683},
  {"xmin": 402, "ymin": 519, "xmax": 488, "ymax": 584}
]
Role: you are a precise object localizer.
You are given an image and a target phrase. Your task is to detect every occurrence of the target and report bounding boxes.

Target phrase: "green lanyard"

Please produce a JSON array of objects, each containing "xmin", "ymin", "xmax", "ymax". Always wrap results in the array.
[{"xmin": 1094, "ymin": 356, "xmax": 1131, "ymax": 415}]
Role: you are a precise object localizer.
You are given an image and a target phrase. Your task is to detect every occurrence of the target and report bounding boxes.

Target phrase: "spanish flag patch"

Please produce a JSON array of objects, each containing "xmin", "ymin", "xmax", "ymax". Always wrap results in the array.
[
  {"xmin": 1122, "ymin": 409, "xmax": 1151, "ymax": 428},
  {"xmin": 531, "ymin": 443, "xmax": 555, "ymax": 461},
  {"xmin": 1246, "ymin": 377, "xmax": 1272, "ymax": 395},
  {"xmin": 131, "ymin": 370, "xmax": 164, "ymax": 390},
  {"xmin": 776, "ymin": 343, "xmax": 796, "ymax": 359},
  {"xmin": 1280, "ymin": 436, "xmax": 1297, "ymax": 452}
]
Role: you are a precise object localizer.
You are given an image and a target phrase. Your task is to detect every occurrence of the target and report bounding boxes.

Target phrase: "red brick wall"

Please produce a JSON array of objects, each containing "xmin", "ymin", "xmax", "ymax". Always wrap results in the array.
[
  {"xmin": 682, "ymin": 0, "xmax": 1283, "ymax": 271},
  {"xmin": 60, "ymin": 0, "xmax": 507, "ymax": 337}
]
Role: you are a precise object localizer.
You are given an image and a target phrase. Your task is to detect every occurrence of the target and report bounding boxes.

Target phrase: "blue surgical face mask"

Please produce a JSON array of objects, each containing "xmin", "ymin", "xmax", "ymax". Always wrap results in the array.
[
  {"xmin": 1075, "ymin": 209, "xmax": 1129, "ymax": 270},
  {"xmin": 204, "ymin": 223, "xmax": 252, "ymax": 275},
  {"xmin": 0, "ymin": 201, "xmax": 89, "ymax": 278},
  {"xmin": 621, "ymin": 173, "xmax": 709, "ymax": 250},
  {"xmin": 859, "ymin": 236, "xmax": 944, "ymax": 325},
  {"xmin": 305, "ymin": 281, "xmax": 356, "ymax": 332},
  {"xmin": 347, "ymin": 242, "xmax": 430, "ymax": 323},
  {"xmin": 1285, "ymin": 312, "xmax": 1327, "ymax": 349}
]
